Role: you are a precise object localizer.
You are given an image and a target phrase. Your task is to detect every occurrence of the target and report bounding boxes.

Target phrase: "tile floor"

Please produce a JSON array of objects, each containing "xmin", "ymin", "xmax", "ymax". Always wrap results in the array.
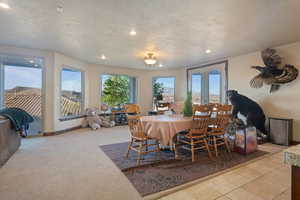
[{"xmin": 158, "ymin": 144, "xmax": 291, "ymax": 200}]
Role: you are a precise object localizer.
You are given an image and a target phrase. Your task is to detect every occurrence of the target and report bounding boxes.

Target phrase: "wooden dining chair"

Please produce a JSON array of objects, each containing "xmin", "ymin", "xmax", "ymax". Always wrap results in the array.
[
  {"xmin": 208, "ymin": 103, "xmax": 221, "ymax": 118},
  {"xmin": 207, "ymin": 113, "xmax": 231, "ymax": 157},
  {"xmin": 192, "ymin": 104, "xmax": 211, "ymax": 118},
  {"xmin": 216, "ymin": 104, "xmax": 232, "ymax": 117},
  {"xmin": 156, "ymin": 102, "xmax": 171, "ymax": 114},
  {"xmin": 124, "ymin": 104, "xmax": 141, "ymax": 115},
  {"xmin": 126, "ymin": 115, "xmax": 161, "ymax": 165},
  {"xmin": 178, "ymin": 114, "xmax": 212, "ymax": 162}
]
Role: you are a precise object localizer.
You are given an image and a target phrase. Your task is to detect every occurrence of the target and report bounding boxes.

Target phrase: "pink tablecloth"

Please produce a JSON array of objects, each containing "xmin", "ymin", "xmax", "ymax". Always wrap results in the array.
[{"xmin": 140, "ymin": 115, "xmax": 193, "ymax": 146}]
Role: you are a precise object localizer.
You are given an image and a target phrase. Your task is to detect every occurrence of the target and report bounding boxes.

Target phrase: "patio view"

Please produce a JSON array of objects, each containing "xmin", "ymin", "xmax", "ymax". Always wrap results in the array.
[
  {"xmin": 4, "ymin": 65, "xmax": 42, "ymax": 135},
  {"xmin": 60, "ymin": 68, "xmax": 83, "ymax": 117}
]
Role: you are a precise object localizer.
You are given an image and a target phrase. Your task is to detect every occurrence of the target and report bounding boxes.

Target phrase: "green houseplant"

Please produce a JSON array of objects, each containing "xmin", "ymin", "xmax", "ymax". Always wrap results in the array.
[
  {"xmin": 153, "ymin": 82, "xmax": 164, "ymax": 102},
  {"xmin": 102, "ymin": 75, "xmax": 130, "ymax": 108},
  {"xmin": 183, "ymin": 91, "xmax": 193, "ymax": 117}
]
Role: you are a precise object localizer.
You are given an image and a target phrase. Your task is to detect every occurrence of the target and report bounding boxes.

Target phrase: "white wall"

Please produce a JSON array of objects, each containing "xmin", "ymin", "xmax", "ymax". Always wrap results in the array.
[
  {"xmin": 1, "ymin": 42, "xmax": 299, "ymax": 141},
  {"xmin": 53, "ymin": 52, "xmax": 91, "ymax": 131},
  {"xmin": 0, "ymin": 45, "xmax": 186, "ymax": 133},
  {"xmin": 87, "ymin": 64, "xmax": 186, "ymax": 115},
  {"xmin": 88, "ymin": 64, "xmax": 145, "ymax": 110},
  {"xmin": 228, "ymin": 42, "xmax": 300, "ymax": 141},
  {"xmin": 167, "ymin": 42, "xmax": 300, "ymax": 141},
  {"xmin": 139, "ymin": 68, "xmax": 186, "ymax": 114},
  {"xmin": 182, "ymin": 42, "xmax": 300, "ymax": 141},
  {"xmin": 0, "ymin": 45, "xmax": 55, "ymax": 133}
]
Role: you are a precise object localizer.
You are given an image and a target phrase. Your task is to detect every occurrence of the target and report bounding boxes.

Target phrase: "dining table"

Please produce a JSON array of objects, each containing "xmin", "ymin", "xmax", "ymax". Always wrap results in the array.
[{"xmin": 140, "ymin": 114, "xmax": 193, "ymax": 158}]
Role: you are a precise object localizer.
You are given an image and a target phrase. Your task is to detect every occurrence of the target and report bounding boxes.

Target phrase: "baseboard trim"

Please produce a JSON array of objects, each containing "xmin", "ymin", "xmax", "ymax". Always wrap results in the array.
[
  {"xmin": 43, "ymin": 126, "xmax": 82, "ymax": 136},
  {"xmin": 291, "ymin": 141, "xmax": 300, "ymax": 145}
]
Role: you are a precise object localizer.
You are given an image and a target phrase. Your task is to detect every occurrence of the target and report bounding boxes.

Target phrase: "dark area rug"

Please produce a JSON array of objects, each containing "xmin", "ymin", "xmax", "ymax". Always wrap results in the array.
[{"xmin": 100, "ymin": 142, "xmax": 268, "ymax": 197}]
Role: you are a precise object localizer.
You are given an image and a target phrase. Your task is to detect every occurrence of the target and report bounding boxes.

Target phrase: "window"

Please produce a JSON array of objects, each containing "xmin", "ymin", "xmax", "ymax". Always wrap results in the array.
[
  {"xmin": 191, "ymin": 73, "xmax": 202, "ymax": 104},
  {"xmin": 187, "ymin": 61, "xmax": 227, "ymax": 104},
  {"xmin": 60, "ymin": 68, "xmax": 84, "ymax": 117},
  {"xmin": 101, "ymin": 74, "xmax": 137, "ymax": 107},
  {"xmin": 0, "ymin": 56, "xmax": 43, "ymax": 136},
  {"xmin": 208, "ymin": 70, "xmax": 221, "ymax": 103},
  {"xmin": 152, "ymin": 77, "xmax": 175, "ymax": 103}
]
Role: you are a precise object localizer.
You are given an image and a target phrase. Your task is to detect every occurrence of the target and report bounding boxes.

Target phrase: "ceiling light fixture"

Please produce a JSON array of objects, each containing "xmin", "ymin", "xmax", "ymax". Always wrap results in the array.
[
  {"xmin": 129, "ymin": 29, "xmax": 137, "ymax": 36},
  {"xmin": 101, "ymin": 55, "xmax": 106, "ymax": 60},
  {"xmin": 159, "ymin": 64, "xmax": 163, "ymax": 67},
  {"xmin": 206, "ymin": 49, "xmax": 211, "ymax": 54},
  {"xmin": 57, "ymin": 6, "xmax": 64, "ymax": 13},
  {"xmin": 0, "ymin": 2, "xmax": 10, "ymax": 9},
  {"xmin": 144, "ymin": 53, "xmax": 157, "ymax": 65},
  {"xmin": 29, "ymin": 60, "xmax": 34, "ymax": 63}
]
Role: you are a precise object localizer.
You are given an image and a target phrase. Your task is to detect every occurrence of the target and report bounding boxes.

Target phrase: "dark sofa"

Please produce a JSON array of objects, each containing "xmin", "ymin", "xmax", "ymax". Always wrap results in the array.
[{"xmin": 0, "ymin": 118, "xmax": 21, "ymax": 167}]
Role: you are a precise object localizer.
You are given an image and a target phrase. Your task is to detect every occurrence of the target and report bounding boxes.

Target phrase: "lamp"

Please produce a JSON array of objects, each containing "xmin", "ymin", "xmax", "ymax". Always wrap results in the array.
[{"xmin": 144, "ymin": 53, "xmax": 157, "ymax": 65}]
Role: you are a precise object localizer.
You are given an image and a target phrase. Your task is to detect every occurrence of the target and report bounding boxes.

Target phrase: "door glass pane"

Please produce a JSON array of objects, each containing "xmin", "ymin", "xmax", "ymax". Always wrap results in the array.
[
  {"xmin": 61, "ymin": 68, "xmax": 83, "ymax": 117},
  {"xmin": 4, "ymin": 65, "xmax": 42, "ymax": 135},
  {"xmin": 191, "ymin": 73, "xmax": 201, "ymax": 104},
  {"xmin": 152, "ymin": 77, "xmax": 175, "ymax": 103},
  {"xmin": 209, "ymin": 70, "xmax": 221, "ymax": 103}
]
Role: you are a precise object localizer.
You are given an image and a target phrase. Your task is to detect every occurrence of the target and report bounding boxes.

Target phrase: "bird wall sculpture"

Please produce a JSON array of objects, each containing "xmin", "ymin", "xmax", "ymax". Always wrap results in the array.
[{"xmin": 250, "ymin": 48, "xmax": 298, "ymax": 93}]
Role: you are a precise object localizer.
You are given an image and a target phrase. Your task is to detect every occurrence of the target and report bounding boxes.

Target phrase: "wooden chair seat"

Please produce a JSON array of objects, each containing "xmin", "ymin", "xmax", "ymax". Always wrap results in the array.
[
  {"xmin": 126, "ymin": 115, "xmax": 161, "ymax": 165},
  {"xmin": 183, "ymin": 134, "xmax": 206, "ymax": 139},
  {"xmin": 178, "ymin": 110, "xmax": 212, "ymax": 162},
  {"xmin": 124, "ymin": 104, "xmax": 141, "ymax": 115}
]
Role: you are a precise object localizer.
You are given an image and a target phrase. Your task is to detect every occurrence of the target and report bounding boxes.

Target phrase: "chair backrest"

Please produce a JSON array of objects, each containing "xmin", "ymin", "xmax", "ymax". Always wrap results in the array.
[
  {"xmin": 100, "ymin": 104, "xmax": 109, "ymax": 112},
  {"xmin": 156, "ymin": 102, "xmax": 171, "ymax": 111},
  {"xmin": 127, "ymin": 115, "xmax": 146, "ymax": 139},
  {"xmin": 190, "ymin": 114, "xmax": 211, "ymax": 135},
  {"xmin": 208, "ymin": 103, "xmax": 220, "ymax": 111},
  {"xmin": 216, "ymin": 104, "xmax": 232, "ymax": 117},
  {"xmin": 207, "ymin": 103, "xmax": 221, "ymax": 118},
  {"xmin": 192, "ymin": 104, "xmax": 211, "ymax": 118},
  {"xmin": 212, "ymin": 114, "xmax": 231, "ymax": 133},
  {"xmin": 124, "ymin": 104, "xmax": 141, "ymax": 114}
]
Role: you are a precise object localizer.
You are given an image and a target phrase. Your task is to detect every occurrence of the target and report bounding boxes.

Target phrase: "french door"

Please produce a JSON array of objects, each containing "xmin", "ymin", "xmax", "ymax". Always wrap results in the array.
[
  {"xmin": 188, "ymin": 62, "xmax": 227, "ymax": 104},
  {"xmin": 0, "ymin": 55, "xmax": 43, "ymax": 136}
]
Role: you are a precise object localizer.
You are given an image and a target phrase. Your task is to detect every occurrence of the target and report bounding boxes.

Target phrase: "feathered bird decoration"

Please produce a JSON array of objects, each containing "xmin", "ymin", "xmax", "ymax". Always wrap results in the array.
[{"xmin": 250, "ymin": 48, "xmax": 298, "ymax": 93}]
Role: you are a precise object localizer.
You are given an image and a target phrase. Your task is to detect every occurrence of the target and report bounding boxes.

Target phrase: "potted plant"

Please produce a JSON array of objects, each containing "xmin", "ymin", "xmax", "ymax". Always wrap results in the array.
[
  {"xmin": 153, "ymin": 82, "xmax": 164, "ymax": 110},
  {"xmin": 183, "ymin": 91, "xmax": 193, "ymax": 117}
]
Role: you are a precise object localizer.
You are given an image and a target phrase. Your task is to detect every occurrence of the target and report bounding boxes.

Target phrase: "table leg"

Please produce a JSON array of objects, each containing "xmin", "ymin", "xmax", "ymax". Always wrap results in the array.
[
  {"xmin": 292, "ymin": 165, "xmax": 300, "ymax": 200},
  {"xmin": 172, "ymin": 134, "xmax": 180, "ymax": 160}
]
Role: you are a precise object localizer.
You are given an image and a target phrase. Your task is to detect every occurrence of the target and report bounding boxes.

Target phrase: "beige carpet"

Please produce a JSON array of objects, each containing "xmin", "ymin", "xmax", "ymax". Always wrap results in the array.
[{"xmin": 0, "ymin": 127, "xmax": 142, "ymax": 200}]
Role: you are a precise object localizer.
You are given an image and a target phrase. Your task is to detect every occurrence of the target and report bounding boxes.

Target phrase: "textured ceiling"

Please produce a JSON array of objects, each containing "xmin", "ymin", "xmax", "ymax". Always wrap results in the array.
[{"xmin": 0, "ymin": 0, "xmax": 300, "ymax": 69}]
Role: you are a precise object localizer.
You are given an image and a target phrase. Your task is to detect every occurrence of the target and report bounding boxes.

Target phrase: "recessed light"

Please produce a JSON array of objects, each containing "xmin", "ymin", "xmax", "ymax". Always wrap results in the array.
[
  {"xmin": 0, "ymin": 3, "xmax": 10, "ymax": 9},
  {"xmin": 29, "ymin": 60, "xmax": 34, "ymax": 63},
  {"xmin": 101, "ymin": 55, "xmax": 106, "ymax": 60},
  {"xmin": 206, "ymin": 49, "xmax": 211, "ymax": 54},
  {"xmin": 129, "ymin": 29, "xmax": 137, "ymax": 36},
  {"xmin": 57, "ymin": 6, "xmax": 63, "ymax": 13},
  {"xmin": 159, "ymin": 64, "xmax": 163, "ymax": 67}
]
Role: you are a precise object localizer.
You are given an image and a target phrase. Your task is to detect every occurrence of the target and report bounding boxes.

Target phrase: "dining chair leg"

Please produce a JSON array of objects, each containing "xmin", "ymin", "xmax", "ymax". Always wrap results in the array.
[
  {"xmin": 126, "ymin": 138, "xmax": 133, "ymax": 158},
  {"xmin": 213, "ymin": 136, "xmax": 218, "ymax": 157},
  {"xmin": 224, "ymin": 137, "xmax": 231, "ymax": 153},
  {"xmin": 137, "ymin": 142, "xmax": 143, "ymax": 165},
  {"xmin": 191, "ymin": 139, "xmax": 195, "ymax": 162},
  {"xmin": 155, "ymin": 140, "xmax": 161, "ymax": 160},
  {"xmin": 208, "ymin": 136, "xmax": 213, "ymax": 151},
  {"xmin": 204, "ymin": 139, "xmax": 212, "ymax": 159},
  {"xmin": 174, "ymin": 142, "xmax": 180, "ymax": 160}
]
